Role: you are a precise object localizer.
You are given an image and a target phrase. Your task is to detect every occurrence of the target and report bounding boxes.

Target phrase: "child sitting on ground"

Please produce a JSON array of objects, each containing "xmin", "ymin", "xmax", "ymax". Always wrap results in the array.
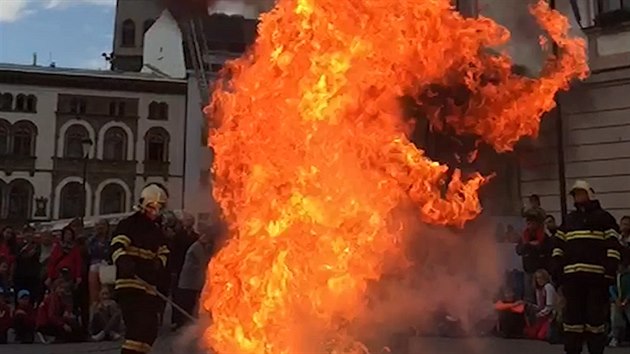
[
  {"xmin": 36, "ymin": 279, "xmax": 83, "ymax": 343},
  {"xmin": 524, "ymin": 269, "xmax": 556, "ymax": 340},
  {"xmin": 0, "ymin": 287, "xmax": 12, "ymax": 344},
  {"xmin": 89, "ymin": 286, "xmax": 122, "ymax": 341},
  {"xmin": 610, "ymin": 257, "xmax": 630, "ymax": 347},
  {"xmin": 13, "ymin": 289, "xmax": 37, "ymax": 343}
]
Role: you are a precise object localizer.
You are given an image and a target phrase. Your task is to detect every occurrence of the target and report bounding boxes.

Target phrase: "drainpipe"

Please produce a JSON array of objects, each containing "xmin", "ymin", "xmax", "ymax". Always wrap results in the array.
[{"xmin": 550, "ymin": 0, "xmax": 568, "ymax": 220}]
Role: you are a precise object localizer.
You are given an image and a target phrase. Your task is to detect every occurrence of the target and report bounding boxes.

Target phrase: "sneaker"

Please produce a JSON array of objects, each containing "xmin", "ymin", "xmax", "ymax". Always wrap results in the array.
[
  {"xmin": 36, "ymin": 332, "xmax": 51, "ymax": 344},
  {"xmin": 609, "ymin": 338, "xmax": 619, "ymax": 347},
  {"xmin": 91, "ymin": 331, "xmax": 106, "ymax": 342},
  {"xmin": 109, "ymin": 332, "xmax": 122, "ymax": 341}
]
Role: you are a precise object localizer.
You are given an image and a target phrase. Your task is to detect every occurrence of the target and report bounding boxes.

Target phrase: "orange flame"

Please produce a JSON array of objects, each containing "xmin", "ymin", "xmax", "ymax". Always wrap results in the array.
[{"xmin": 201, "ymin": 1, "xmax": 587, "ymax": 353}]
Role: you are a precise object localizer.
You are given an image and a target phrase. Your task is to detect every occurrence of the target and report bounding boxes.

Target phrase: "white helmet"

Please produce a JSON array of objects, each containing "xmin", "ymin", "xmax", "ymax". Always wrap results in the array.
[
  {"xmin": 569, "ymin": 180, "xmax": 594, "ymax": 199},
  {"xmin": 140, "ymin": 183, "xmax": 169, "ymax": 208}
]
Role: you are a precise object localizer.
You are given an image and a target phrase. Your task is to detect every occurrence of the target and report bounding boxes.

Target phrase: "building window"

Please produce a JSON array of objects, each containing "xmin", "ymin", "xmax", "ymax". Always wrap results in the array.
[
  {"xmin": 70, "ymin": 98, "xmax": 87, "ymax": 114},
  {"xmin": 148, "ymin": 101, "xmax": 168, "ymax": 120},
  {"xmin": 11, "ymin": 121, "xmax": 37, "ymax": 157},
  {"xmin": 103, "ymin": 127, "xmax": 127, "ymax": 160},
  {"xmin": 0, "ymin": 93, "xmax": 12, "ymax": 111},
  {"xmin": 0, "ymin": 120, "xmax": 9, "ymax": 155},
  {"xmin": 26, "ymin": 95, "xmax": 37, "ymax": 113},
  {"xmin": 109, "ymin": 101, "xmax": 126, "ymax": 117},
  {"xmin": 59, "ymin": 182, "xmax": 84, "ymax": 219},
  {"xmin": 64, "ymin": 124, "xmax": 90, "ymax": 158},
  {"xmin": 7, "ymin": 179, "xmax": 34, "ymax": 220},
  {"xmin": 15, "ymin": 94, "xmax": 26, "ymax": 112},
  {"xmin": 144, "ymin": 19, "xmax": 155, "ymax": 33},
  {"xmin": 122, "ymin": 19, "xmax": 136, "ymax": 47},
  {"xmin": 144, "ymin": 127, "xmax": 169, "ymax": 162},
  {"xmin": 100, "ymin": 183, "xmax": 126, "ymax": 214}
]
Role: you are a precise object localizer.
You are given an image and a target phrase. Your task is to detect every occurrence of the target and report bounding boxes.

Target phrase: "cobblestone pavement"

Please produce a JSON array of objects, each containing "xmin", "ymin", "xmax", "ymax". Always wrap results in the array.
[{"xmin": 1, "ymin": 336, "xmax": 628, "ymax": 354}]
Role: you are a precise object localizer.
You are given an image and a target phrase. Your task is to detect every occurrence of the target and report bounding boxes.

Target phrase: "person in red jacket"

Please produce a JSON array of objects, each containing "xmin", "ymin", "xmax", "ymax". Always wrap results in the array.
[
  {"xmin": 0, "ymin": 286, "xmax": 12, "ymax": 344},
  {"xmin": 36, "ymin": 279, "xmax": 83, "ymax": 343},
  {"xmin": 46, "ymin": 227, "xmax": 83, "ymax": 288},
  {"xmin": 13, "ymin": 289, "xmax": 37, "ymax": 343}
]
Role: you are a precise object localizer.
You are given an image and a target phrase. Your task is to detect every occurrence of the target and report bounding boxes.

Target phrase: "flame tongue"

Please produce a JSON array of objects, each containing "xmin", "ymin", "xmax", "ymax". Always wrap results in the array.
[{"xmin": 202, "ymin": 1, "xmax": 587, "ymax": 353}]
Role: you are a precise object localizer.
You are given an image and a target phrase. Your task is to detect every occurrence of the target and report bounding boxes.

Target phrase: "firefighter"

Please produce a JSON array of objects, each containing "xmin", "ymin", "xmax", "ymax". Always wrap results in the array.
[
  {"xmin": 110, "ymin": 183, "xmax": 170, "ymax": 354},
  {"xmin": 551, "ymin": 180, "xmax": 622, "ymax": 354}
]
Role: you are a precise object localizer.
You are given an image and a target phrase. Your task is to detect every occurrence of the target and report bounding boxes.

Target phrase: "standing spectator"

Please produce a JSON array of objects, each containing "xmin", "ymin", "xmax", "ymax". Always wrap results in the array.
[
  {"xmin": 88, "ymin": 220, "xmax": 111, "ymax": 307},
  {"xmin": 38, "ymin": 231, "xmax": 55, "ymax": 287},
  {"xmin": 13, "ymin": 289, "xmax": 37, "ymax": 343},
  {"xmin": 523, "ymin": 194, "xmax": 547, "ymax": 225},
  {"xmin": 0, "ymin": 286, "xmax": 11, "ymax": 344},
  {"xmin": 14, "ymin": 226, "xmax": 42, "ymax": 304},
  {"xmin": 609, "ymin": 256, "xmax": 630, "ymax": 347},
  {"xmin": 0, "ymin": 257, "xmax": 10, "ymax": 290},
  {"xmin": 74, "ymin": 223, "xmax": 90, "ymax": 332},
  {"xmin": 36, "ymin": 279, "xmax": 82, "ymax": 343},
  {"xmin": 173, "ymin": 231, "xmax": 214, "ymax": 329},
  {"xmin": 516, "ymin": 214, "xmax": 547, "ymax": 302},
  {"xmin": 0, "ymin": 227, "xmax": 16, "ymax": 280},
  {"xmin": 168, "ymin": 213, "xmax": 198, "ymax": 327},
  {"xmin": 46, "ymin": 227, "xmax": 83, "ymax": 287},
  {"xmin": 551, "ymin": 180, "xmax": 621, "ymax": 354},
  {"xmin": 620, "ymin": 215, "xmax": 630, "ymax": 247},
  {"xmin": 89, "ymin": 286, "xmax": 122, "ymax": 342}
]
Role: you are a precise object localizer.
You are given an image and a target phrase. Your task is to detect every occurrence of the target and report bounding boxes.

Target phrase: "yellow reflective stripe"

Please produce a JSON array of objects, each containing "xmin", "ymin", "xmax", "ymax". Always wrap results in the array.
[
  {"xmin": 607, "ymin": 249, "xmax": 621, "ymax": 260},
  {"xmin": 112, "ymin": 248, "xmax": 126, "ymax": 263},
  {"xmin": 552, "ymin": 248, "xmax": 564, "ymax": 257},
  {"xmin": 158, "ymin": 254, "xmax": 168, "ymax": 267},
  {"xmin": 605, "ymin": 229, "xmax": 620, "ymax": 240},
  {"xmin": 585, "ymin": 324, "xmax": 606, "ymax": 334},
  {"xmin": 128, "ymin": 246, "xmax": 157, "ymax": 259},
  {"xmin": 555, "ymin": 231, "xmax": 566, "ymax": 241},
  {"xmin": 565, "ymin": 230, "xmax": 604, "ymax": 241},
  {"xmin": 564, "ymin": 263, "xmax": 605, "ymax": 274},
  {"xmin": 563, "ymin": 324, "xmax": 584, "ymax": 333},
  {"xmin": 158, "ymin": 245, "xmax": 170, "ymax": 255},
  {"xmin": 122, "ymin": 339, "xmax": 152, "ymax": 353},
  {"xmin": 115, "ymin": 279, "xmax": 156, "ymax": 295},
  {"xmin": 111, "ymin": 235, "xmax": 131, "ymax": 247}
]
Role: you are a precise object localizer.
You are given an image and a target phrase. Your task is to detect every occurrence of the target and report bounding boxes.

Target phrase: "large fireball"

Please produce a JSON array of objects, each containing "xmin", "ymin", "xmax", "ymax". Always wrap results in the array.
[{"xmin": 201, "ymin": 1, "xmax": 587, "ymax": 353}]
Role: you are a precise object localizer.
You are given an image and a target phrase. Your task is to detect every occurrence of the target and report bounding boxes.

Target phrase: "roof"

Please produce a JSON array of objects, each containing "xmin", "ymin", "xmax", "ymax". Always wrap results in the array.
[
  {"xmin": 0, "ymin": 63, "xmax": 187, "ymax": 95},
  {"xmin": 0, "ymin": 62, "xmax": 185, "ymax": 83}
]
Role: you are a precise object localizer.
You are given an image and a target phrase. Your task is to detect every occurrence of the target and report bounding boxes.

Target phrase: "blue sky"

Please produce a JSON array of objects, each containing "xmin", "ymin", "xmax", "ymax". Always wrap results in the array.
[{"xmin": 0, "ymin": 0, "xmax": 116, "ymax": 69}]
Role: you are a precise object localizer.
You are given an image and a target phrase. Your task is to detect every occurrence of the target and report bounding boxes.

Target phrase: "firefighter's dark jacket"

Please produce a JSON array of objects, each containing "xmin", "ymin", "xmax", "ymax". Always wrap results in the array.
[
  {"xmin": 551, "ymin": 200, "xmax": 621, "ymax": 285},
  {"xmin": 109, "ymin": 212, "xmax": 170, "ymax": 302}
]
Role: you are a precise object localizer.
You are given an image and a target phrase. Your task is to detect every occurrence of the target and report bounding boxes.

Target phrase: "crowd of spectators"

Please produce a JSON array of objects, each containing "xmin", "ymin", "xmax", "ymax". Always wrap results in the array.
[
  {"xmin": 497, "ymin": 194, "xmax": 630, "ymax": 347},
  {"xmin": 0, "ymin": 212, "xmax": 216, "ymax": 345}
]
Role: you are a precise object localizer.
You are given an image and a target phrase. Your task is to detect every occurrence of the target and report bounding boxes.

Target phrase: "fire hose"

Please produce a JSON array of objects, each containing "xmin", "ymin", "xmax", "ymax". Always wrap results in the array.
[{"xmin": 134, "ymin": 276, "xmax": 197, "ymax": 323}]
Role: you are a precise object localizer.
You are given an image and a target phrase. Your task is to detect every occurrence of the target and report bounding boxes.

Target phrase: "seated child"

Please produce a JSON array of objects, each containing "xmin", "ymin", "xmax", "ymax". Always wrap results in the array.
[
  {"xmin": 610, "ymin": 258, "xmax": 630, "ymax": 347},
  {"xmin": 524, "ymin": 269, "xmax": 556, "ymax": 340},
  {"xmin": 36, "ymin": 279, "xmax": 83, "ymax": 343},
  {"xmin": 89, "ymin": 286, "xmax": 122, "ymax": 341},
  {"xmin": 13, "ymin": 289, "xmax": 36, "ymax": 343},
  {"xmin": 0, "ymin": 287, "xmax": 12, "ymax": 344}
]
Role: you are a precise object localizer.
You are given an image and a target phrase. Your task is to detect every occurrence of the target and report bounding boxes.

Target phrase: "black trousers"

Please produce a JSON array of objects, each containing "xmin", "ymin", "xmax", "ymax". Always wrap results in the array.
[
  {"xmin": 562, "ymin": 280, "xmax": 609, "ymax": 354},
  {"xmin": 13, "ymin": 313, "xmax": 36, "ymax": 343},
  {"xmin": 172, "ymin": 288, "xmax": 200, "ymax": 327},
  {"xmin": 119, "ymin": 294, "xmax": 159, "ymax": 354}
]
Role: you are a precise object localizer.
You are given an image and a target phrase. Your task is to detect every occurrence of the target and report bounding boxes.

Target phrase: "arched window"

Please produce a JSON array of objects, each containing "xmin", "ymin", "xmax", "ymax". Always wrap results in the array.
[
  {"xmin": 7, "ymin": 179, "xmax": 34, "ymax": 220},
  {"xmin": 64, "ymin": 124, "xmax": 90, "ymax": 158},
  {"xmin": 144, "ymin": 127, "xmax": 169, "ymax": 162},
  {"xmin": 59, "ymin": 182, "xmax": 84, "ymax": 219},
  {"xmin": 11, "ymin": 121, "xmax": 37, "ymax": 156},
  {"xmin": 0, "ymin": 120, "xmax": 10, "ymax": 155},
  {"xmin": 103, "ymin": 127, "xmax": 128, "ymax": 160},
  {"xmin": 122, "ymin": 19, "xmax": 136, "ymax": 47},
  {"xmin": 148, "ymin": 102, "xmax": 168, "ymax": 120},
  {"xmin": 100, "ymin": 183, "xmax": 126, "ymax": 214},
  {"xmin": 0, "ymin": 93, "xmax": 13, "ymax": 111},
  {"xmin": 26, "ymin": 95, "xmax": 37, "ymax": 113},
  {"xmin": 144, "ymin": 19, "xmax": 155, "ymax": 33},
  {"xmin": 15, "ymin": 94, "xmax": 26, "ymax": 112},
  {"xmin": 158, "ymin": 102, "xmax": 168, "ymax": 120}
]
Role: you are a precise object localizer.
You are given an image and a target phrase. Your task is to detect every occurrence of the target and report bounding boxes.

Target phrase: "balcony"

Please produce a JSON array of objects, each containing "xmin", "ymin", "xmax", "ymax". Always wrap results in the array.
[
  {"xmin": 53, "ymin": 157, "xmax": 137, "ymax": 176},
  {"xmin": 0, "ymin": 155, "xmax": 36, "ymax": 175},
  {"xmin": 142, "ymin": 160, "xmax": 170, "ymax": 179}
]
